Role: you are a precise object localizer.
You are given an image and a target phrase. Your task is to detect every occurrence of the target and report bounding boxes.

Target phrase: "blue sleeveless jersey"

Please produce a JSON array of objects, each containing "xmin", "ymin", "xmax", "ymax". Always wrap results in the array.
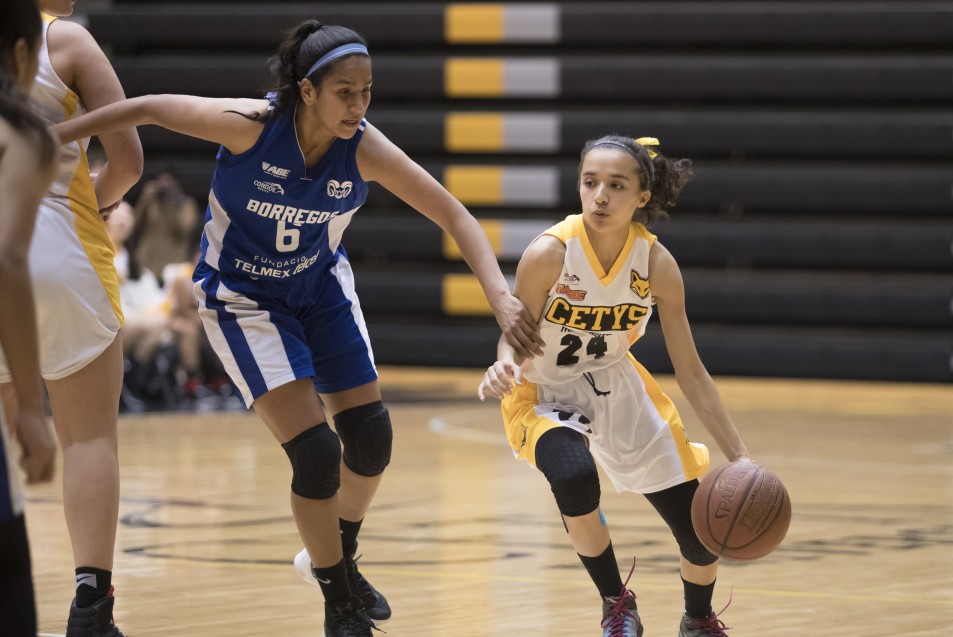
[{"xmin": 199, "ymin": 111, "xmax": 369, "ymax": 281}]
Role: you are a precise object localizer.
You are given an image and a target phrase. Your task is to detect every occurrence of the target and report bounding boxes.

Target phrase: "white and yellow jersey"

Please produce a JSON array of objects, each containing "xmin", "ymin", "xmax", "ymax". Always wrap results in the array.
[
  {"xmin": 523, "ymin": 214, "xmax": 655, "ymax": 386},
  {"xmin": 0, "ymin": 15, "xmax": 122, "ymax": 382},
  {"xmin": 501, "ymin": 214, "xmax": 708, "ymax": 493}
]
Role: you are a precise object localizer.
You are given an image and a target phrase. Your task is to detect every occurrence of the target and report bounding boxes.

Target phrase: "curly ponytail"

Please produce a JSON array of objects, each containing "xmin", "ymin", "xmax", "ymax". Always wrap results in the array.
[
  {"xmin": 579, "ymin": 135, "xmax": 693, "ymax": 226},
  {"xmin": 265, "ymin": 20, "xmax": 368, "ymax": 117}
]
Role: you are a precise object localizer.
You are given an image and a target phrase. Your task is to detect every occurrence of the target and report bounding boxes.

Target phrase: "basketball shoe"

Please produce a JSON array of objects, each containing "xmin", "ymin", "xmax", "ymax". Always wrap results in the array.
[
  {"xmin": 678, "ymin": 611, "xmax": 731, "ymax": 637},
  {"xmin": 65, "ymin": 587, "xmax": 126, "ymax": 637},
  {"xmin": 324, "ymin": 595, "xmax": 379, "ymax": 637},
  {"xmin": 295, "ymin": 544, "xmax": 392, "ymax": 620},
  {"xmin": 600, "ymin": 558, "xmax": 643, "ymax": 637}
]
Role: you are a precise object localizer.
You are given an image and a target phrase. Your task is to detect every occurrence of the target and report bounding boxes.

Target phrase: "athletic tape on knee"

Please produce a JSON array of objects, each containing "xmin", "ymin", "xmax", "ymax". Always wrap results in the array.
[
  {"xmin": 334, "ymin": 400, "xmax": 393, "ymax": 477},
  {"xmin": 536, "ymin": 428, "xmax": 601, "ymax": 517},
  {"xmin": 281, "ymin": 423, "xmax": 341, "ymax": 499}
]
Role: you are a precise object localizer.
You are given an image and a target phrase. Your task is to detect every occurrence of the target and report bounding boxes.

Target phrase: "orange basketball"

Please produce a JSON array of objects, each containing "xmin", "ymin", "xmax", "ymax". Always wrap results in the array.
[{"xmin": 691, "ymin": 461, "xmax": 791, "ymax": 561}]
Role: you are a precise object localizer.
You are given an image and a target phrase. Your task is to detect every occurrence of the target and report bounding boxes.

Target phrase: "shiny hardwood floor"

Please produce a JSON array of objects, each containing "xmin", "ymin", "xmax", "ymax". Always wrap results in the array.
[{"xmin": 25, "ymin": 368, "xmax": 953, "ymax": 636}]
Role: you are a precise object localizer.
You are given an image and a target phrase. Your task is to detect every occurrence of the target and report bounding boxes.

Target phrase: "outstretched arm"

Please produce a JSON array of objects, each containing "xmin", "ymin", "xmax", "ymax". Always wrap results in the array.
[
  {"xmin": 53, "ymin": 94, "xmax": 270, "ymax": 156},
  {"xmin": 357, "ymin": 123, "xmax": 545, "ymax": 359},
  {"xmin": 650, "ymin": 242, "xmax": 750, "ymax": 462},
  {"xmin": 478, "ymin": 235, "xmax": 564, "ymax": 400}
]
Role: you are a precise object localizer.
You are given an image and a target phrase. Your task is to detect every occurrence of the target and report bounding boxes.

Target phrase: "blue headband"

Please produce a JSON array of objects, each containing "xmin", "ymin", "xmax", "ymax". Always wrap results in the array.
[{"xmin": 298, "ymin": 43, "xmax": 369, "ymax": 86}]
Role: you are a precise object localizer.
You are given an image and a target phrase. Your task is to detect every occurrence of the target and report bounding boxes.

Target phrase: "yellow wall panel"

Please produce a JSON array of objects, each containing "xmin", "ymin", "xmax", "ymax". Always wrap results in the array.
[
  {"xmin": 443, "ymin": 219, "xmax": 503, "ymax": 259},
  {"xmin": 442, "ymin": 274, "xmax": 494, "ymax": 315},
  {"xmin": 446, "ymin": 113, "xmax": 505, "ymax": 152},
  {"xmin": 445, "ymin": 59, "xmax": 504, "ymax": 97},
  {"xmin": 444, "ymin": 166, "xmax": 503, "ymax": 205},
  {"xmin": 445, "ymin": 4, "xmax": 504, "ymax": 43}
]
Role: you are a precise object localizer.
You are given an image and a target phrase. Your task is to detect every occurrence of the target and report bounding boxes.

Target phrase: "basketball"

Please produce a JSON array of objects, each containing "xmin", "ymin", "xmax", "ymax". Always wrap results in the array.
[{"xmin": 691, "ymin": 461, "xmax": 791, "ymax": 561}]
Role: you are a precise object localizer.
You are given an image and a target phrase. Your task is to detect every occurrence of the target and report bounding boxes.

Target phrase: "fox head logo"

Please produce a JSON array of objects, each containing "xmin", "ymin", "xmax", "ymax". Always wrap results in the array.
[
  {"xmin": 630, "ymin": 269, "xmax": 650, "ymax": 298},
  {"xmin": 326, "ymin": 179, "xmax": 352, "ymax": 199}
]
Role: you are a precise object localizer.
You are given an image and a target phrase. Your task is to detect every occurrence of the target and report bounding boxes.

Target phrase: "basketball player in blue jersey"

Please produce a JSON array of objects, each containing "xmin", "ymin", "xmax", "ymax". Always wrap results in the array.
[
  {"xmin": 55, "ymin": 19, "xmax": 542, "ymax": 637},
  {"xmin": 0, "ymin": 1, "xmax": 59, "ymax": 635},
  {"xmin": 479, "ymin": 136, "xmax": 752, "ymax": 637}
]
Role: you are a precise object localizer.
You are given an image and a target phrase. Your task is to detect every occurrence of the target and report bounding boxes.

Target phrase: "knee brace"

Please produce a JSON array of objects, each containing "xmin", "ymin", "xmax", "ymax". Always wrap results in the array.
[
  {"xmin": 535, "ymin": 427, "xmax": 601, "ymax": 518},
  {"xmin": 646, "ymin": 481, "xmax": 719, "ymax": 566},
  {"xmin": 671, "ymin": 515, "xmax": 719, "ymax": 566},
  {"xmin": 334, "ymin": 400, "xmax": 393, "ymax": 477},
  {"xmin": 281, "ymin": 423, "xmax": 341, "ymax": 499}
]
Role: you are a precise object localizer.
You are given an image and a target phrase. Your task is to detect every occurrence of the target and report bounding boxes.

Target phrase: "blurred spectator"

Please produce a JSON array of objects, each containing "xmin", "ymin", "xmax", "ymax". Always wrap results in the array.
[
  {"xmin": 133, "ymin": 168, "xmax": 200, "ymax": 284},
  {"xmin": 107, "ymin": 202, "xmax": 173, "ymax": 410}
]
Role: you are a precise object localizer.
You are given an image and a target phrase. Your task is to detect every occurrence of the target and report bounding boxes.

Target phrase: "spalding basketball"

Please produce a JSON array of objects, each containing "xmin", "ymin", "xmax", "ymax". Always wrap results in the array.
[{"xmin": 691, "ymin": 461, "xmax": 791, "ymax": 561}]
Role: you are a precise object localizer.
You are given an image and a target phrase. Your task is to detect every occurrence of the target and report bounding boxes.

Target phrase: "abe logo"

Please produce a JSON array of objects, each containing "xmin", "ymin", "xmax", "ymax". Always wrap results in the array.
[
  {"xmin": 261, "ymin": 162, "xmax": 291, "ymax": 179},
  {"xmin": 326, "ymin": 179, "xmax": 352, "ymax": 199},
  {"xmin": 254, "ymin": 180, "xmax": 285, "ymax": 195}
]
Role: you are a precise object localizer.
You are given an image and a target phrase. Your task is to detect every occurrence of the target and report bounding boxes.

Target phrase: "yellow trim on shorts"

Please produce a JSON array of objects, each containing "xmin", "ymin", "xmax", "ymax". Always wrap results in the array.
[
  {"xmin": 628, "ymin": 354, "xmax": 709, "ymax": 480},
  {"xmin": 500, "ymin": 378, "xmax": 562, "ymax": 467}
]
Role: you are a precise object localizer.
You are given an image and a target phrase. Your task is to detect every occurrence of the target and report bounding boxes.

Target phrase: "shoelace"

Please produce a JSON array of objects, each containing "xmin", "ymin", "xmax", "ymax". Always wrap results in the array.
[
  {"xmin": 345, "ymin": 553, "xmax": 375, "ymax": 598},
  {"xmin": 698, "ymin": 591, "xmax": 733, "ymax": 637},
  {"xmin": 600, "ymin": 558, "xmax": 639, "ymax": 637},
  {"xmin": 339, "ymin": 607, "xmax": 383, "ymax": 636}
]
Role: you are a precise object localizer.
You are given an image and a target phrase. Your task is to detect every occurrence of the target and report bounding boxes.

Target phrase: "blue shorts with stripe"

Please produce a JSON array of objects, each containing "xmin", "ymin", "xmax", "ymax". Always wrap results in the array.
[{"xmin": 193, "ymin": 253, "xmax": 377, "ymax": 408}]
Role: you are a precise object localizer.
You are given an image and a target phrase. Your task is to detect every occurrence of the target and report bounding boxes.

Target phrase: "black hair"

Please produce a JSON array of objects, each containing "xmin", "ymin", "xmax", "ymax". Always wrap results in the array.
[
  {"xmin": 261, "ymin": 20, "xmax": 368, "ymax": 119},
  {"xmin": 0, "ymin": 0, "xmax": 55, "ymax": 164},
  {"xmin": 579, "ymin": 135, "xmax": 693, "ymax": 226}
]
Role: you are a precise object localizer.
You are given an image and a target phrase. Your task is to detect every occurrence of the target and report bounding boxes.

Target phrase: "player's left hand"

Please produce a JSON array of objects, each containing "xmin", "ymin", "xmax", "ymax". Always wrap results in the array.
[
  {"xmin": 496, "ymin": 294, "xmax": 544, "ymax": 359},
  {"xmin": 478, "ymin": 360, "xmax": 523, "ymax": 401}
]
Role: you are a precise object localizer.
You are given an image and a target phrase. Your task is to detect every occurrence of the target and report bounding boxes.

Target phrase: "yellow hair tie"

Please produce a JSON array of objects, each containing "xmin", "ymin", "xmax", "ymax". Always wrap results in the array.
[{"xmin": 634, "ymin": 136, "xmax": 659, "ymax": 159}]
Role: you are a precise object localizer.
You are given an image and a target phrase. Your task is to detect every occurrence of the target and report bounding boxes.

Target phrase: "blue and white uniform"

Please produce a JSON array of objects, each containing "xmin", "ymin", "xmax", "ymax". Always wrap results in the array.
[{"xmin": 193, "ymin": 108, "xmax": 375, "ymax": 406}]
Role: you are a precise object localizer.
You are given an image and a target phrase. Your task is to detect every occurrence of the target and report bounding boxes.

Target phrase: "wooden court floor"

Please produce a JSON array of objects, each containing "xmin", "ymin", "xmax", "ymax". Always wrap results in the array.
[{"xmin": 25, "ymin": 367, "xmax": 953, "ymax": 636}]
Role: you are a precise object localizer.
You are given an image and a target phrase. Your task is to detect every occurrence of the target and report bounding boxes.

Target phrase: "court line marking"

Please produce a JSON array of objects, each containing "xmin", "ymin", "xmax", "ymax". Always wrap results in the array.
[
  {"xmin": 39, "ymin": 633, "xmax": 65, "ymax": 636},
  {"xmin": 428, "ymin": 415, "xmax": 505, "ymax": 445},
  {"xmin": 362, "ymin": 565, "xmax": 951, "ymax": 607},
  {"xmin": 429, "ymin": 416, "xmax": 953, "ymax": 474}
]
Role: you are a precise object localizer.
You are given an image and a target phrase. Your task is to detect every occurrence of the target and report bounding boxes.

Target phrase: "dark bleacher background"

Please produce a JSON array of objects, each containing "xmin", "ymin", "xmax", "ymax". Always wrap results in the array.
[{"xmin": 88, "ymin": 1, "xmax": 952, "ymax": 382}]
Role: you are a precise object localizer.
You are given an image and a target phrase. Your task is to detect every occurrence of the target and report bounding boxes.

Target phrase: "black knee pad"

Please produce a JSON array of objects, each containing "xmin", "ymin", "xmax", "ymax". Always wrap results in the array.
[
  {"xmin": 645, "ymin": 481, "xmax": 719, "ymax": 566},
  {"xmin": 334, "ymin": 400, "xmax": 393, "ymax": 477},
  {"xmin": 281, "ymin": 423, "xmax": 341, "ymax": 499},
  {"xmin": 535, "ymin": 427, "xmax": 601, "ymax": 517},
  {"xmin": 672, "ymin": 515, "xmax": 719, "ymax": 566}
]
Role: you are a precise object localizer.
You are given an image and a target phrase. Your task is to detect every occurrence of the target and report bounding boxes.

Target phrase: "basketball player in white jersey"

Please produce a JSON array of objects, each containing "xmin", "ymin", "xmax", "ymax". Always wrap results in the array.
[
  {"xmin": 479, "ymin": 136, "xmax": 751, "ymax": 637},
  {"xmin": 0, "ymin": 1, "xmax": 59, "ymax": 635},
  {"xmin": 0, "ymin": 1, "xmax": 142, "ymax": 635},
  {"xmin": 54, "ymin": 19, "xmax": 541, "ymax": 637}
]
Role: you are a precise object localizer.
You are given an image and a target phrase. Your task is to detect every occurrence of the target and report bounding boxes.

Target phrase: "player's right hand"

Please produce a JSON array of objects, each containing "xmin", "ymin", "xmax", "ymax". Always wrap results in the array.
[
  {"xmin": 478, "ymin": 360, "xmax": 523, "ymax": 401},
  {"xmin": 16, "ymin": 406, "xmax": 56, "ymax": 484}
]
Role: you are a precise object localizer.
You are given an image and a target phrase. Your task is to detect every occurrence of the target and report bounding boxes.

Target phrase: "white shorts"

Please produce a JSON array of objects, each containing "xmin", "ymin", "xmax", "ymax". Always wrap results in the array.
[
  {"xmin": 0, "ymin": 196, "xmax": 121, "ymax": 382},
  {"xmin": 501, "ymin": 353, "xmax": 709, "ymax": 494}
]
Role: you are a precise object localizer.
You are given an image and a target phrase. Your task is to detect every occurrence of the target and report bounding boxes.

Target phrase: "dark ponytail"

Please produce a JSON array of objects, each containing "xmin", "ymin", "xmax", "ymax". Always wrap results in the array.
[
  {"xmin": 265, "ymin": 20, "xmax": 368, "ymax": 117},
  {"xmin": 579, "ymin": 135, "xmax": 693, "ymax": 226},
  {"xmin": 0, "ymin": 0, "xmax": 55, "ymax": 164}
]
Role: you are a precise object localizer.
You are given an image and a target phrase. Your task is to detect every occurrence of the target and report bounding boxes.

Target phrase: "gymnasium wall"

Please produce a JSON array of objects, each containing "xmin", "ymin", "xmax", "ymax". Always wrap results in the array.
[{"xmin": 88, "ymin": 1, "xmax": 953, "ymax": 382}]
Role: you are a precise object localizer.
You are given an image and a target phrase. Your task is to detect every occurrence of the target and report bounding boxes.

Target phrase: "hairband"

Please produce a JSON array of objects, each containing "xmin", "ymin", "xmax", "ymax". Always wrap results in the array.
[
  {"xmin": 298, "ymin": 43, "xmax": 369, "ymax": 86},
  {"xmin": 592, "ymin": 137, "xmax": 660, "ymax": 184}
]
